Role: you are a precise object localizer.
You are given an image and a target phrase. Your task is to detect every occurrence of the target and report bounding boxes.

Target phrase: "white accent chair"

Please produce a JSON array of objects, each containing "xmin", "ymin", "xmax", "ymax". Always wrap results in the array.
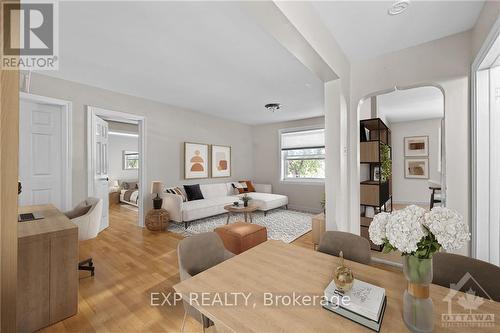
[{"xmin": 64, "ymin": 197, "xmax": 103, "ymax": 276}]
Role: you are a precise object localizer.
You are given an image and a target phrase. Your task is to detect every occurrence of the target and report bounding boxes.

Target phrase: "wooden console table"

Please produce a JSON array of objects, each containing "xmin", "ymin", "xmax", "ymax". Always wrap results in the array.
[{"xmin": 18, "ymin": 205, "xmax": 78, "ymax": 333}]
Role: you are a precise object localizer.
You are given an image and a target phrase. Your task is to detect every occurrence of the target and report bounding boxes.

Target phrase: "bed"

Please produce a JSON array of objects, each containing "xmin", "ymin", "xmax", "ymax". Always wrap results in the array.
[{"xmin": 118, "ymin": 180, "xmax": 139, "ymax": 207}]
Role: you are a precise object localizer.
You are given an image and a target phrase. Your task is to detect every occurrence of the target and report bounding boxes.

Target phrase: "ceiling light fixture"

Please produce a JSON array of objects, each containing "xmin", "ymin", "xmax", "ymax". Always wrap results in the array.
[
  {"xmin": 265, "ymin": 103, "xmax": 281, "ymax": 113},
  {"xmin": 388, "ymin": 0, "xmax": 410, "ymax": 16}
]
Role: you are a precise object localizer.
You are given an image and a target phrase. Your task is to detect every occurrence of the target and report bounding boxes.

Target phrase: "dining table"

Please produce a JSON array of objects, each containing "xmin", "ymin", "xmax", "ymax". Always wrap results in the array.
[{"xmin": 173, "ymin": 240, "xmax": 500, "ymax": 332}]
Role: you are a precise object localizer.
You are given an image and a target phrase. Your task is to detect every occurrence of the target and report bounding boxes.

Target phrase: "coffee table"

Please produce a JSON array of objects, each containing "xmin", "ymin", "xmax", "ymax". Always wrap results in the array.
[{"xmin": 224, "ymin": 204, "xmax": 258, "ymax": 224}]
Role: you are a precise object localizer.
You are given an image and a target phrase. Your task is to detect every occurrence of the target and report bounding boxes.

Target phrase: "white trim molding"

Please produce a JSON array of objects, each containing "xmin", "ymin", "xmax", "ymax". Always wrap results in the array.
[
  {"xmin": 470, "ymin": 15, "xmax": 500, "ymax": 261},
  {"xmin": 86, "ymin": 106, "xmax": 147, "ymax": 227},
  {"xmin": 19, "ymin": 92, "xmax": 73, "ymax": 211}
]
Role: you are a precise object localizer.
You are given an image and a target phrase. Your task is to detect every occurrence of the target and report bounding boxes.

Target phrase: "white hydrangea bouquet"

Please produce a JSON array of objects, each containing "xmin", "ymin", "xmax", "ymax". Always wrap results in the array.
[
  {"xmin": 369, "ymin": 205, "xmax": 471, "ymax": 332},
  {"xmin": 368, "ymin": 205, "xmax": 470, "ymax": 258}
]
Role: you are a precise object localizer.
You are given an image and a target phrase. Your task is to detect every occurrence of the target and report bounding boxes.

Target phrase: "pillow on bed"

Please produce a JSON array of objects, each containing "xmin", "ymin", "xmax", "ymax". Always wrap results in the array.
[
  {"xmin": 122, "ymin": 181, "xmax": 138, "ymax": 190},
  {"xmin": 165, "ymin": 186, "xmax": 187, "ymax": 202}
]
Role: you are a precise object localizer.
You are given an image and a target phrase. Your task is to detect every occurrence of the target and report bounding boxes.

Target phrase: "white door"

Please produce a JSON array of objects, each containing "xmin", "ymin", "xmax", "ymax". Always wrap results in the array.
[
  {"xmin": 92, "ymin": 116, "xmax": 110, "ymax": 230},
  {"xmin": 19, "ymin": 100, "xmax": 63, "ymax": 210}
]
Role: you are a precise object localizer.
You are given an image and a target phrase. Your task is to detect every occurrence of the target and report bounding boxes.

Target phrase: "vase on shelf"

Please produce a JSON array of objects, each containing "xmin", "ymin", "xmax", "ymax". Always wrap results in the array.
[{"xmin": 403, "ymin": 255, "xmax": 434, "ymax": 333}]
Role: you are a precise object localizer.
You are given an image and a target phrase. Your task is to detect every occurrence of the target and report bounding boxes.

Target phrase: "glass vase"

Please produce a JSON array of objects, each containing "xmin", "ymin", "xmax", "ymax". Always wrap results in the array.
[{"xmin": 403, "ymin": 255, "xmax": 434, "ymax": 333}]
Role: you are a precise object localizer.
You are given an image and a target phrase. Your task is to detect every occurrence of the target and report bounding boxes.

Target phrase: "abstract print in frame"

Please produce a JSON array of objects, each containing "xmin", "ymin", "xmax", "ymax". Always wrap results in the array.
[
  {"xmin": 185, "ymin": 142, "xmax": 209, "ymax": 179},
  {"xmin": 211, "ymin": 145, "xmax": 231, "ymax": 178}
]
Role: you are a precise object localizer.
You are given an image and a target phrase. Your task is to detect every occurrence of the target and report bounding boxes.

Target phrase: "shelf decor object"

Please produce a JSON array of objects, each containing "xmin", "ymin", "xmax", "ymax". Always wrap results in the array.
[
  {"xmin": 359, "ymin": 118, "xmax": 392, "ymax": 251},
  {"xmin": 368, "ymin": 205, "xmax": 470, "ymax": 333}
]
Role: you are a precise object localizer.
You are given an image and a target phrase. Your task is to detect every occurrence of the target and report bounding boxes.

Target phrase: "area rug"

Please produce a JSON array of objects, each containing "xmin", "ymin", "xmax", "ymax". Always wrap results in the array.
[{"xmin": 168, "ymin": 209, "xmax": 313, "ymax": 243}]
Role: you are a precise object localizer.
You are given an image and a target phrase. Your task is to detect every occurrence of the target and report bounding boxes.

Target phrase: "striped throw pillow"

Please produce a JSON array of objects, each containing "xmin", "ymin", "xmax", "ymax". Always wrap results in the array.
[{"xmin": 165, "ymin": 187, "xmax": 187, "ymax": 202}]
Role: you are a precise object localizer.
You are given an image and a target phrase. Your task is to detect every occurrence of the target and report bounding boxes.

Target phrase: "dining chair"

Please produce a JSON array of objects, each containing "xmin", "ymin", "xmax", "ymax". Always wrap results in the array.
[
  {"xmin": 318, "ymin": 231, "xmax": 371, "ymax": 265},
  {"xmin": 433, "ymin": 252, "xmax": 500, "ymax": 301},
  {"xmin": 64, "ymin": 197, "xmax": 103, "ymax": 276},
  {"xmin": 177, "ymin": 232, "xmax": 234, "ymax": 333}
]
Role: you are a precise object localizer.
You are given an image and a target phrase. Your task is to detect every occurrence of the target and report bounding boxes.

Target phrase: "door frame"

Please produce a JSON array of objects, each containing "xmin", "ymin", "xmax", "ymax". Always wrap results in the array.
[
  {"xmin": 86, "ymin": 106, "xmax": 146, "ymax": 227},
  {"xmin": 19, "ymin": 92, "xmax": 73, "ymax": 211},
  {"xmin": 470, "ymin": 15, "xmax": 500, "ymax": 260}
]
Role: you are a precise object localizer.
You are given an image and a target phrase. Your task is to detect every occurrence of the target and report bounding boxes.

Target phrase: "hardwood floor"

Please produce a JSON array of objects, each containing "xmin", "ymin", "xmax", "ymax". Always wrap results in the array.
[{"xmin": 42, "ymin": 205, "xmax": 397, "ymax": 332}]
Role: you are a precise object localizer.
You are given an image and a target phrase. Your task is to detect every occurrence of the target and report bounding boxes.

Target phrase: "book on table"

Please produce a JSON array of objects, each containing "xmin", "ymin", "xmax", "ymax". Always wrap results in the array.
[{"xmin": 323, "ymin": 279, "xmax": 387, "ymax": 332}]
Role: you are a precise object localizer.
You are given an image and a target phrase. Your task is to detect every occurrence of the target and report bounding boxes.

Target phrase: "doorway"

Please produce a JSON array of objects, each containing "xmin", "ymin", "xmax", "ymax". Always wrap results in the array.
[
  {"xmin": 86, "ymin": 106, "xmax": 146, "ymax": 230},
  {"xmin": 357, "ymin": 86, "xmax": 445, "ymax": 266},
  {"xmin": 18, "ymin": 92, "xmax": 72, "ymax": 211},
  {"xmin": 472, "ymin": 17, "xmax": 500, "ymax": 265}
]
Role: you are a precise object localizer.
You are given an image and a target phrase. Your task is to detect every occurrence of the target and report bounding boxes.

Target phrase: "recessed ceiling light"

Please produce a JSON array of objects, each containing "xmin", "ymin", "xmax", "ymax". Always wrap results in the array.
[
  {"xmin": 388, "ymin": 0, "xmax": 410, "ymax": 16},
  {"xmin": 265, "ymin": 103, "xmax": 281, "ymax": 113}
]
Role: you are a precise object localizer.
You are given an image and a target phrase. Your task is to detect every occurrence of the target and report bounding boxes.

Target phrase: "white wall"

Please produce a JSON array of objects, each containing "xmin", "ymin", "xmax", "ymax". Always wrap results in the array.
[
  {"xmin": 252, "ymin": 116, "xmax": 325, "ymax": 213},
  {"xmin": 108, "ymin": 133, "xmax": 139, "ymax": 182},
  {"xmin": 349, "ymin": 31, "xmax": 472, "ymax": 255},
  {"xmin": 28, "ymin": 73, "xmax": 254, "ymax": 214},
  {"xmin": 391, "ymin": 118, "xmax": 442, "ymax": 205}
]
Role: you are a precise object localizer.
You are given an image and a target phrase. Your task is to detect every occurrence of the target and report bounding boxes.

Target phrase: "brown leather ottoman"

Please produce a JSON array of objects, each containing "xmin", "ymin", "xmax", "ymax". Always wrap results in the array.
[{"xmin": 215, "ymin": 222, "xmax": 267, "ymax": 254}]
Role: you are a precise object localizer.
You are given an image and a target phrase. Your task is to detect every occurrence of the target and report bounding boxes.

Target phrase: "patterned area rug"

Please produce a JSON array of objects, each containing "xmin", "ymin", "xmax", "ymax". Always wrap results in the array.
[{"xmin": 168, "ymin": 209, "xmax": 313, "ymax": 243}]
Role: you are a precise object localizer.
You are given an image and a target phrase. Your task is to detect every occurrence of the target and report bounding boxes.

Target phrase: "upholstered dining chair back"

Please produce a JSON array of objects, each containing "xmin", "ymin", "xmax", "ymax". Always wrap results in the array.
[
  {"xmin": 318, "ymin": 231, "xmax": 371, "ymax": 265},
  {"xmin": 178, "ymin": 232, "xmax": 234, "ymax": 280},
  {"xmin": 177, "ymin": 232, "xmax": 234, "ymax": 331},
  {"xmin": 65, "ymin": 197, "xmax": 103, "ymax": 241},
  {"xmin": 433, "ymin": 252, "xmax": 500, "ymax": 301}
]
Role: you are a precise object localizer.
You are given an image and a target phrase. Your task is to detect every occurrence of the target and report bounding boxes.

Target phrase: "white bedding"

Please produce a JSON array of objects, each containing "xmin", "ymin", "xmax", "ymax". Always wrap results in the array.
[{"xmin": 120, "ymin": 189, "xmax": 139, "ymax": 207}]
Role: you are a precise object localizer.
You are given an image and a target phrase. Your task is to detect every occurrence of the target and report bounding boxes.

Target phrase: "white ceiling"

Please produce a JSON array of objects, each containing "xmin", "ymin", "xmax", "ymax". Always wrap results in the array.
[
  {"xmin": 44, "ymin": 1, "xmax": 324, "ymax": 125},
  {"xmin": 377, "ymin": 86, "xmax": 444, "ymax": 123},
  {"xmin": 312, "ymin": 1, "xmax": 484, "ymax": 61}
]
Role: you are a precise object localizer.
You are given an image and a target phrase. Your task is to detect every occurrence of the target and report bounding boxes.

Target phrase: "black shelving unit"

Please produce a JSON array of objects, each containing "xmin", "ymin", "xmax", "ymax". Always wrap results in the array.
[{"xmin": 359, "ymin": 118, "xmax": 392, "ymax": 251}]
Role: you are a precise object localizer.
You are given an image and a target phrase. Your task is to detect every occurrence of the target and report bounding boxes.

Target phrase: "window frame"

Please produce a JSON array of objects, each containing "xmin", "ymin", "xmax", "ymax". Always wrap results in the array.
[
  {"xmin": 279, "ymin": 126, "xmax": 325, "ymax": 185},
  {"xmin": 123, "ymin": 150, "xmax": 139, "ymax": 170}
]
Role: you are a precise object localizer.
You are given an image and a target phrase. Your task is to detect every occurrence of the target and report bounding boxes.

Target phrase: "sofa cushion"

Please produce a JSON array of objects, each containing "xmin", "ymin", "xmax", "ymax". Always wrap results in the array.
[
  {"xmin": 165, "ymin": 186, "xmax": 187, "ymax": 202},
  {"xmin": 184, "ymin": 184, "xmax": 204, "ymax": 201},
  {"xmin": 241, "ymin": 192, "xmax": 288, "ymax": 211},
  {"xmin": 239, "ymin": 180, "xmax": 255, "ymax": 192},
  {"xmin": 182, "ymin": 199, "xmax": 226, "ymax": 221},
  {"xmin": 200, "ymin": 183, "xmax": 231, "ymax": 199}
]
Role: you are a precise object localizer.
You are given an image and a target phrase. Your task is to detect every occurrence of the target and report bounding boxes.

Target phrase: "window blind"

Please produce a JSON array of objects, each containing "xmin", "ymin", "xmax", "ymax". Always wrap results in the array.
[{"xmin": 281, "ymin": 129, "xmax": 325, "ymax": 150}]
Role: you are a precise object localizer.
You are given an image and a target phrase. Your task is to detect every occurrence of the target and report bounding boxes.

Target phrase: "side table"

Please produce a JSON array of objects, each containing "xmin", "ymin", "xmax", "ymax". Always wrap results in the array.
[
  {"xmin": 311, "ymin": 212, "xmax": 325, "ymax": 250},
  {"xmin": 145, "ymin": 208, "xmax": 169, "ymax": 231}
]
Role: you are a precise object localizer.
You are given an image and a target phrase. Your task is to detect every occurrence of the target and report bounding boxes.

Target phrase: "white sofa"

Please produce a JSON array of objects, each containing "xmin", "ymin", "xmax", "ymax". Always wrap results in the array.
[{"xmin": 162, "ymin": 182, "xmax": 288, "ymax": 228}]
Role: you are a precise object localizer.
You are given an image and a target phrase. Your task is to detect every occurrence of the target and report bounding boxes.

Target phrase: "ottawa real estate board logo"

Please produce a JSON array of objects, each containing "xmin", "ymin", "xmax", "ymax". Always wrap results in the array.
[{"xmin": 1, "ymin": 1, "xmax": 58, "ymax": 70}]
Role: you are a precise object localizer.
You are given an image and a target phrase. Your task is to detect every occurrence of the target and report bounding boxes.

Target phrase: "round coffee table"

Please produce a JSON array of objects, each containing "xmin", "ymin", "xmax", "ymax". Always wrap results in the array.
[{"xmin": 224, "ymin": 204, "xmax": 258, "ymax": 224}]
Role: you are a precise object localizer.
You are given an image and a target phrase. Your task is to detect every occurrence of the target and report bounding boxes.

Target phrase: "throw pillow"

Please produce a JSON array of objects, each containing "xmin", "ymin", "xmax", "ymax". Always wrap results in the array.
[
  {"xmin": 165, "ymin": 186, "xmax": 187, "ymax": 202},
  {"xmin": 183, "ymin": 184, "xmax": 204, "ymax": 201},
  {"xmin": 239, "ymin": 180, "xmax": 255, "ymax": 192},
  {"xmin": 231, "ymin": 182, "xmax": 247, "ymax": 194}
]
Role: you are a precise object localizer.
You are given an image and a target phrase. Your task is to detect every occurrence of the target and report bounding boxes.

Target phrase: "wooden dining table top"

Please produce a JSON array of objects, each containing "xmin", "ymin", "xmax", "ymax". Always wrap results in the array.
[{"xmin": 173, "ymin": 240, "xmax": 500, "ymax": 333}]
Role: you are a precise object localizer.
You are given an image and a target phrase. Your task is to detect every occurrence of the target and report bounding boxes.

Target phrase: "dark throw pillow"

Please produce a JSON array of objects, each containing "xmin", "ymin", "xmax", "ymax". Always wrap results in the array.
[{"xmin": 183, "ymin": 184, "xmax": 204, "ymax": 201}]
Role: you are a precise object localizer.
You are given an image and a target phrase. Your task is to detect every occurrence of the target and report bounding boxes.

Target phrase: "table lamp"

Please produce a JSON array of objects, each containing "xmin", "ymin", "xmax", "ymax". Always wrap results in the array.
[{"xmin": 151, "ymin": 181, "xmax": 163, "ymax": 209}]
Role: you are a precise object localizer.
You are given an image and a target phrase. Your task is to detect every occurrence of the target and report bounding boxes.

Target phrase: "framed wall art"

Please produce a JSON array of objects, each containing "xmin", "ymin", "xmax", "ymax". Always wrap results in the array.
[
  {"xmin": 211, "ymin": 145, "xmax": 231, "ymax": 178},
  {"xmin": 184, "ymin": 142, "xmax": 209, "ymax": 179},
  {"xmin": 405, "ymin": 158, "xmax": 429, "ymax": 179},
  {"xmin": 404, "ymin": 136, "xmax": 429, "ymax": 156}
]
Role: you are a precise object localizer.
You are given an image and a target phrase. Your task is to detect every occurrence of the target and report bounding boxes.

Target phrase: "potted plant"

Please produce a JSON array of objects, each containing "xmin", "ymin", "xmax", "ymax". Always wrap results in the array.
[
  {"xmin": 369, "ymin": 205, "xmax": 470, "ymax": 333},
  {"xmin": 241, "ymin": 194, "xmax": 251, "ymax": 207},
  {"xmin": 380, "ymin": 143, "xmax": 392, "ymax": 182}
]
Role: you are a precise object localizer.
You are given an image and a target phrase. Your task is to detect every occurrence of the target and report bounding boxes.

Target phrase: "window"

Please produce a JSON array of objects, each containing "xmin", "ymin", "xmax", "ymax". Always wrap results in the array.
[
  {"xmin": 280, "ymin": 128, "xmax": 325, "ymax": 181},
  {"xmin": 123, "ymin": 151, "xmax": 139, "ymax": 170}
]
